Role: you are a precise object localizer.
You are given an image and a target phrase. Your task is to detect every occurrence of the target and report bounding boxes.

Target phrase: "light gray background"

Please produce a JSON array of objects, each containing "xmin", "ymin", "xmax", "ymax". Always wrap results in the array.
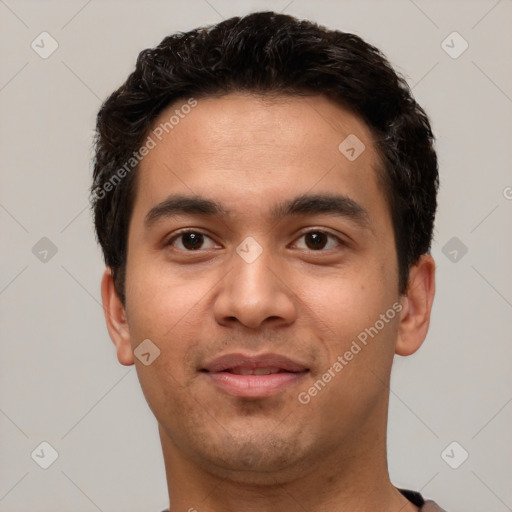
[{"xmin": 1, "ymin": 0, "xmax": 511, "ymax": 511}]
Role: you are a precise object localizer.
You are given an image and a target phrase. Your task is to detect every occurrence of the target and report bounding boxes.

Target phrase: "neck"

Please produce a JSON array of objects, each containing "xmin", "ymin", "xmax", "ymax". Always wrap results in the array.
[{"xmin": 158, "ymin": 414, "xmax": 418, "ymax": 512}]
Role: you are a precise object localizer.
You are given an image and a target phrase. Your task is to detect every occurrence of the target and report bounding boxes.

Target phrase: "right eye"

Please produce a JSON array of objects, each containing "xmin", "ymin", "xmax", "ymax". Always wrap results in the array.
[{"xmin": 166, "ymin": 230, "xmax": 219, "ymax": 251}]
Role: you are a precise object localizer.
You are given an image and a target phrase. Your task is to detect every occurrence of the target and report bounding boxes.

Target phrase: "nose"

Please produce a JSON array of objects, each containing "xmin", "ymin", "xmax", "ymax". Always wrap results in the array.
[{"xmin": 213, "ymin": 243, "xmax": 298, "ymax": 329}]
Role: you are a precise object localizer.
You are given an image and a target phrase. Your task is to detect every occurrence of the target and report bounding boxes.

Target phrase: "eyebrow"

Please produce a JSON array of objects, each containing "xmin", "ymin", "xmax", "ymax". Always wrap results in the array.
[
  {"xmin": 144, "ymin": 193, "xmax": 370, "ymax": 229},
  {"xmin": 271, "ymin": 193, "xmax": 370, "ymax": 227}
]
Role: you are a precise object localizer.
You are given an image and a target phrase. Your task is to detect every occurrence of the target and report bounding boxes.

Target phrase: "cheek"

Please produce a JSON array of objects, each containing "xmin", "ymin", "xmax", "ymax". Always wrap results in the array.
[
  {"xmin": 124, "ymin": 261, "xmax": 204, "ymax": 358},
  {"xmin": 303, "ymin": 276, "xmax": 399, "ymax": 416},
  {"xmin": 128, "ymin": 256, "xmax": 194, "ymax": 313},
  {"xmin": 302, "ymin": 261, "xmax": 392, "ymax": 329},
  {"xmin": 299, "ymin": 261, "xmax": 399, "ymax": 373},
  {"xmin": 123, "ymin": 266, "xmax": 204, "ymax": 419}
]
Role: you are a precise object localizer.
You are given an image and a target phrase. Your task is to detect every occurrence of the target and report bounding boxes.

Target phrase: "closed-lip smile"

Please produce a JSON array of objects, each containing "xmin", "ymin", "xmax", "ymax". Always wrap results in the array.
[{"xmin": 201, "ymin": 352, "xmax": 309, "ymax": 398}]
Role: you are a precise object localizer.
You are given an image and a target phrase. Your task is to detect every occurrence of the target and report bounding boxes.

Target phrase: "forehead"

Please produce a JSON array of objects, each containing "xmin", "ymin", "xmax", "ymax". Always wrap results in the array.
[{"xmin": 132, "ymin": 92, "xmax": 387, "ymax": 226}]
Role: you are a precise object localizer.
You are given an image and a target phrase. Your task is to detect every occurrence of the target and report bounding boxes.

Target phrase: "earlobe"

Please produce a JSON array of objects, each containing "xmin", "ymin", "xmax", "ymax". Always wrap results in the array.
[
  {"xmin": 101, "ymin": 268, "xmax": 134, "ymax": 366},
  {"xmin": 395, "ymin": 254, "xmax": 436, "ymax": 357}
]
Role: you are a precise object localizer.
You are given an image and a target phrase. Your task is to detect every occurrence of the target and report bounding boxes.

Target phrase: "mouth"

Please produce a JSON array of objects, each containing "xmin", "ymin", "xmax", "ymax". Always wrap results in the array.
[{"xmin": 200, "ymin": 353, "xmax": 309, "ymax": 398}]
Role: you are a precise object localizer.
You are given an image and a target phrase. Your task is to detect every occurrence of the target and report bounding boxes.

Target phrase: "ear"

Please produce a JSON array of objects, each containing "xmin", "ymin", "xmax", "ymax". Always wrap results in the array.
[
  {"xmin": 395, "ymin": 254, "xmax": 436, "ymax": 356},
  {"xmin": 101, "ymin": 267, "xmax": 134, "ymax": 366}
]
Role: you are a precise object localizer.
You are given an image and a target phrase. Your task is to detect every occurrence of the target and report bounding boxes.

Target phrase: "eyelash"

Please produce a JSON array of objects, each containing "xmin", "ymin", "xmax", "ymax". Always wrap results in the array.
[{"xmin": 165, "ymin": 229, "xmax": 344, "ymax": 252}]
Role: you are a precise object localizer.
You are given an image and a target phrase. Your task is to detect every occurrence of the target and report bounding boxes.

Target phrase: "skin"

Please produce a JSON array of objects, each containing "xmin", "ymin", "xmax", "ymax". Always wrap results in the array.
[{"xmin": 101, "ymin": 93, "xmax": 435, "ymax": 512}]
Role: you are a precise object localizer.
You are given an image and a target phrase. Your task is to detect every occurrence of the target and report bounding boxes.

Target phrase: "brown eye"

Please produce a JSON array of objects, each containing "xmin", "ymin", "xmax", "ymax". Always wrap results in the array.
[
  {"xmin": 181, "ymin": 232, "xmax": 204, "ymax": 250},
  {"xmin": 304, "ymin": 232, "xmax": 328, "ymax": 250},
  {"xmin": 294, "ymin": 230, "xmax": 341, "ymax": 251},
  {"xmin": 168, "ymin": 231, "xmax": 217, "ymax": 251}
]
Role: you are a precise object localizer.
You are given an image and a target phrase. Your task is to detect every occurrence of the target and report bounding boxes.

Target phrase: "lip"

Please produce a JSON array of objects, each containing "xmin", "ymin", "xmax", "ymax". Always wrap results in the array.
[{"xmin": 201, "ymin": 352, "xmax": 309, "ymax": 398}]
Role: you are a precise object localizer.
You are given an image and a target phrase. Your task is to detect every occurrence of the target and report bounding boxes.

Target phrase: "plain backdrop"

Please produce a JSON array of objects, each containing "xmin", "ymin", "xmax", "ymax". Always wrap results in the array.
[{"xmin": 1, "ymin": 1, "xmax": 511, "ymax": 511}]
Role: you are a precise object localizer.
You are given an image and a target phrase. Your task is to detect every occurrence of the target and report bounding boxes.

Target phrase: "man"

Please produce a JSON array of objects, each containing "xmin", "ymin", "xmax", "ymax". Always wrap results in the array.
[{"xmin": 91, "ymin": 11, "xmax": 446, "ymax": 511}]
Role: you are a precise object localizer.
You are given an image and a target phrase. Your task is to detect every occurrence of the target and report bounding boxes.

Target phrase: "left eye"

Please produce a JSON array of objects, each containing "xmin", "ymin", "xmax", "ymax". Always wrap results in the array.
[{"xmin": 293, "ymin": 231, "xmax": 341, "ymax": 250}]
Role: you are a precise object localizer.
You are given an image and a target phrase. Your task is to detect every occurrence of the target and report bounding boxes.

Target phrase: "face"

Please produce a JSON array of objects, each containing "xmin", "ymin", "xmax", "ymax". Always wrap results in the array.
[{"xmin": 103, "ymin": 93, "xmax": 431, "ymax": 483}]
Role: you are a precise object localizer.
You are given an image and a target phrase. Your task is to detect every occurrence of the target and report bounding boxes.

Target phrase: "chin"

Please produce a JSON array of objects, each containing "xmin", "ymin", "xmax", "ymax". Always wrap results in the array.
[{"xmin": 192, "ymin": 431, "xmax": 311, "ymax": 483}]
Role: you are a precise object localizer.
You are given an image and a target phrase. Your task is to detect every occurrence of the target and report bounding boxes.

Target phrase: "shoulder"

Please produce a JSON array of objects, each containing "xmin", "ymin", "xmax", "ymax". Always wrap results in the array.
[
  {"xmin": 398, "ymin": 488, "xmax": 448, "ymax": 511},
  {"xmin": 421, "ymin": 500, "xmax": 448, "ymax": 512}
]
